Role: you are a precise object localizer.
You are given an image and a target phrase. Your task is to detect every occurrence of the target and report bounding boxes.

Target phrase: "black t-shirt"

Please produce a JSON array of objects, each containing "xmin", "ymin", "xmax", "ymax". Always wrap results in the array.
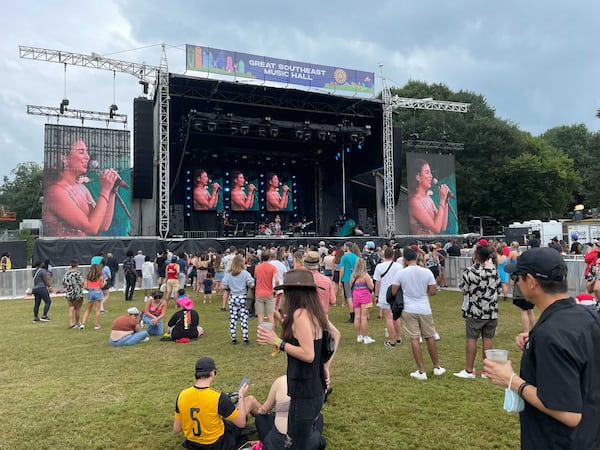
[
  {"xmin": 519, "ymin": 298, "xmax": 600, "ymax": 449},
  {"xmin": 447, "ymin": 245, "xmax": 461, "ymax": 257}
]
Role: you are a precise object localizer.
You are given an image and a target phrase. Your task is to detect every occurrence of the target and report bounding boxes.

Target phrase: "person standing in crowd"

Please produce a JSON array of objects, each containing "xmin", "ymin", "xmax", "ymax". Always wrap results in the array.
[
  {"xmin": 122, "ymin": 250, "xmax": 137, "ymax": 301},
  {"xmin": 435, "ymin": 242, "xmax": 447, "ymax": 287},
  {"xmin": 164, "ymin": 255, "xmax": 180, "ymax": 307},
  {"xmin": 1, "ymin": 251, "xmax": 11, "ymax": 272},
  {"xmin": 177, "ymin": 253, "xmax": 188, "ymax": 290},
  {"xmin": 374, "ymin": 246, "xmax": 404, "ymax": 348},
  {"xmin": 407, "ymin": 158, "xmax": 450, "ymax": 235},
  {"xmin": 254, "ymin": 250, "xmax": 280, "ymax": 328},
  {"xmin": 133, "ymin": 250, "xmax": 145, "ymax": 287},
  {"xmin": 62, "ymin": 259, "xmax": 84, "ymax": 328},
  {"xmin": 105, "ymin": 252, "xmax": 118, "ymax": 290},
  {"xmin": 155, "ymin": 250, "xmax": 167, "ymax": 287},
  {"xmin": 202, "ymin": 273, "xmax": 214, "ymax": 304},
  {"xmin": 390, "ymin": 247, "xmax": 446, "ymax": 380},
  {"xmin": 100, "ymin": 258, "xmax": 111, "ymax": 313},
  {"xmin": 266, "ymin": 172, "xmax": 290, "ymax": 211},
  {"xmin": 455, "ymin": 245, "xmax": 500, "ymax": 379},
  {"xmin": 485, "ymin": 248, "xmax": 600, "ymax": 449},
  {"xmin": 257, "ymin": 270, "xmax": 329, "ymax": 450},
  {"xmin": 142, "ymin": 291, "xmax": 167, "ymax": 336},
  {"xmin": 222, "ymin": 255, "xmax": 254, "ymax": 345},
  {"xmin": 109, "ymin": 307, "xmax": 149, "ymax": 346},
  {"xmin": 193, "ymin": 169, "xmax": 220, "ymax": 210},
  {"xmin": 350, "ymin": 258, "xmax": 376, "ymax": 345},
  {"xmin": 167, "ymin": 291, "xmax": 202, "ymax": 341},
  {"xmin": 339, "ymin": 241, "xmax": 359, "ymax": 323},
  {"xmin": 173, "ymin": 357, "xmax": 257, "ymax": 449},
  {"xmin": 81, "ymin": 264, "xmax": 105, "ymax": 330},
  {"xmin": 42, "ymin": 139, "xmax": 120, "ymax": 237},
  {"xmin": 31, "ymin": 260, "xmax": 52, "ymax": 323},
  {"xmin": 271, "ymin": 248, "xmax": 289, "ymax": 319},
  {"xmin": 141, "ymin": 255, "xmax": 154, "ymax": 302},
  {"xmin": 90, "ymin": 252, "xmax": 103, "ymax": 266},
  {"xmin": 446, "ymin": 239, "xmax": 461, "ymax": 257},
  {"xmin": 230, "ymin": 171, "xmax": 256, "ymax": 211},
  {"xmin": 496, "ymin": 246, "xmax": 510, "ymax": 301},
  {"xmin": 569, "ymin": 233, "xmax": 583, "ymax": 255}
]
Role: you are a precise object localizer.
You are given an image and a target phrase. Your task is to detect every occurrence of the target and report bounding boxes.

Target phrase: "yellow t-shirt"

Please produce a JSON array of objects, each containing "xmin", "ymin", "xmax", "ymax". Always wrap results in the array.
[{"xmin": 174, "ymin": 386, "xmax": 239, "ymax": 445}]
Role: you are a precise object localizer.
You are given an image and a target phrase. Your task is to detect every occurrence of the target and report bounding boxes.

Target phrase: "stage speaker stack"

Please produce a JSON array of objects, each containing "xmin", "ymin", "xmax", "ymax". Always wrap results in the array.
[
  {"xmin": 170, "ymin": 204, "xmax": 184, "ymax": 236},
  {"xmin": 133, "ymin": 97, "xmax": 154, "ymax": 199}
]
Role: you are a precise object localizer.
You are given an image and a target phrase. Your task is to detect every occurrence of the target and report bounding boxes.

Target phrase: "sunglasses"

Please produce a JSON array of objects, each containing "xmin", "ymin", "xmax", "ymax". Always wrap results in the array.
[{"xmin": 510, "ymin": 273, "xmax": 525, "ymax": 283}]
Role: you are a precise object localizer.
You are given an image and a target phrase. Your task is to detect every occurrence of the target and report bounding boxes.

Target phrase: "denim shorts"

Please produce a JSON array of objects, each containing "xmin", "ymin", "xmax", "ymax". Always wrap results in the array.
[{"xmin": 87, "ymin": 288, "xmax": 103, "ymax": 301}]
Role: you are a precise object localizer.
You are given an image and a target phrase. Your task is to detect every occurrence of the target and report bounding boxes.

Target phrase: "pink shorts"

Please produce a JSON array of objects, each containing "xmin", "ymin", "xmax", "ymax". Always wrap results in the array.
[{"xmin": 352, "ymin": 287, "xmax": 373, "ymax": 309}]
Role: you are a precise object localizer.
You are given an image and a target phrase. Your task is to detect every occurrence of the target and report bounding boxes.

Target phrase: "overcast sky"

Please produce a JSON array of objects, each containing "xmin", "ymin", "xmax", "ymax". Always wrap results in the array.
[{"xmin": 1, "ymin": 0, "xmax": 599, "ymax": 181}]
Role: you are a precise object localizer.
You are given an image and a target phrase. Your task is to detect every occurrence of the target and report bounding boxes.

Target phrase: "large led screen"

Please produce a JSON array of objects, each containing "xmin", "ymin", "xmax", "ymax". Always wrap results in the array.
[
  {"xmin": 42, "ymin": 125, "xmax": 131, "ymax": 237},
  {"xmin": 406, "ymin": 152, "xmax": 458, "ymax": 235}
]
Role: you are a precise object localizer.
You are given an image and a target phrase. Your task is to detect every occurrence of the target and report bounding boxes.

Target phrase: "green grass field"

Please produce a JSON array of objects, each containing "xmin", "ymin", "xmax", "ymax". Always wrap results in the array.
[{"xmin": 1, "ymin": 288, "xmax": 523, "ymax": 449}]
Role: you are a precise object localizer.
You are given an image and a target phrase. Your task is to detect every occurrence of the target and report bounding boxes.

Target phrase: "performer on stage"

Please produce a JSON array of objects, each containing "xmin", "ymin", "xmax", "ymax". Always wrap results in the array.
[
  {"xmin": 193, "ymin": 169, "xmax": 220, "ymax": 210},
  {"xmin": 408, "ymin": 158, "xmax": 451, "ymax": 235}
]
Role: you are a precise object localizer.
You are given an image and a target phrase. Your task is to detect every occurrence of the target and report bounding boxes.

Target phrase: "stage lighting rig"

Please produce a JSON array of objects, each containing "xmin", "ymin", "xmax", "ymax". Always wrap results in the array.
[
  {"xmin": 240, "ymin": 125, "xmax": 250, "ymax": 136},
  {"xmin": 207, "ymin": 121, "xmax": 217, "ymax": 132},
  {"xmin": 269, "ymin": 127, "xmax": 279, "ymax": 138},
  {"xmin": 109, "ymin": 103, "xmax": 118, "ymax": 119},
  {"xmin": 59, "ymin": 98, "xmax": 69, "ymax": 114}
]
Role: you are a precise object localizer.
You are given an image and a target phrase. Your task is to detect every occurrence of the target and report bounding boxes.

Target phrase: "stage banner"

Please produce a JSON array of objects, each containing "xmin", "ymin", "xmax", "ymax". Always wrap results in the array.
[
  {"xmin": 186, "ymin": 44, "xmax": 374, "ymax": 95},
  {"xmin": 406, "ymin": 152, "xmax": 458, "ymax": 235},
  {"xmin": 42, "ymin": 125, "xmax": 131, "ymax": 237}
]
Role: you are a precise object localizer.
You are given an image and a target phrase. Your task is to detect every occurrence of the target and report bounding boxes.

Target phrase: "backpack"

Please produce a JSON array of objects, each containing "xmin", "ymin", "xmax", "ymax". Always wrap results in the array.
[
  {"xmin": 364, "ymin": 252, "xmax": 381, "ymax": 276},
  {"xmin": 322, "ymin": 328, "xmax": 336, "ymax": 363},
  {"xmin": 386, "ymin": 285, "xmax": 404, "ymax": 320}
]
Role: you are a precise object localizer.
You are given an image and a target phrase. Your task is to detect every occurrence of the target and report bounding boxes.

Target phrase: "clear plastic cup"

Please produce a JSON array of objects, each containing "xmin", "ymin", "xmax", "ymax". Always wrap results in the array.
[
  {"xmin": 485, "ymin": 349, "xmax": 509, "ymax": 362},
  {"xmin": 258, "ymin": 322, "xmax": 273, "ymax": 345}
]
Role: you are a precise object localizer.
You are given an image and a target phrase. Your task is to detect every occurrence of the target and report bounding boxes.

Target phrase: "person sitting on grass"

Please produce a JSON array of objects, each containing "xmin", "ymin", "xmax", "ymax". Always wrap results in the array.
[
  {"xmin": 141, "ymin": 291, "xmax": 167, "ymax": 336},
  {"xmin": 174, "ymin": 357, "xmax": 259, "ymax": 449},
  {"xmin": 166, "ymin": 290, "xmax": 202, "ymax": 342},
  {"xmin": 109, "ymin": 307, "xmax": 149, "ymax": 346}
]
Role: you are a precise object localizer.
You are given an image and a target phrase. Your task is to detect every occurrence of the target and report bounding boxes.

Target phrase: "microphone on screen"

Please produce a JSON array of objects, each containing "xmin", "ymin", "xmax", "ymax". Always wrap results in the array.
[
  {"xmin": 88, "ymin": 160, "xmax": 129, "ymax": 189},
  {"xmin": 432, "ymin": 178, "xmax": 454, "ymax": 198}
]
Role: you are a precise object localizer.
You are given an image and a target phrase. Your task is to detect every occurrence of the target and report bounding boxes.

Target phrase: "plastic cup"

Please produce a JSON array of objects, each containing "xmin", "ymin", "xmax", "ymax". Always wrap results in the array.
[
  {"xmin": 258, "ymin": 322, "xmax": 273, "ymax": 345},
  {"xmin": 485, "ymin": 349, "xmax": 508, "ymax": 362}
]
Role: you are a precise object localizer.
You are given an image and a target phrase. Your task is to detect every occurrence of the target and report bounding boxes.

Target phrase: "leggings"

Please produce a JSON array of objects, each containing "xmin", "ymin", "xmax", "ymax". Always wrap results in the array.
[{"xmin": 228, "ymin": 294, "xmax": 249, "ymax": 341}]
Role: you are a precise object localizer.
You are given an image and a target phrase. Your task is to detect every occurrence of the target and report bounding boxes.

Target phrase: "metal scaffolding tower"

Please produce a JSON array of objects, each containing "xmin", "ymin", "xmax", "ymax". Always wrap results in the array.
[
  {"xmin": 380, "ymin": 74, "xmax": 470, "ymax": 237},
  {"xmin": 19, "ymin": 45, "xmax": 170, "ymax": 238}
]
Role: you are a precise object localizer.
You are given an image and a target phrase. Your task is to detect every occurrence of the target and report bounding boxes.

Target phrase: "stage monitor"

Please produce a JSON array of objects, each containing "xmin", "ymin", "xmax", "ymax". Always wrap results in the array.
[
  {"xmin": 42, "ymin": 125, "xmax": 131, "ymax": 237},
  {"xmin": 405, "ymin": 152, "xmax": 458, "ymax": 235}
]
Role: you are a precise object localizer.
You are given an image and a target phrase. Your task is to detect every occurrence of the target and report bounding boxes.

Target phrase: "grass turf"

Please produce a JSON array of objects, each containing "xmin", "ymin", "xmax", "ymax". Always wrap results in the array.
[{"xmin": 0, "ymin": 288, "xmax": 523, "ymax": 449}]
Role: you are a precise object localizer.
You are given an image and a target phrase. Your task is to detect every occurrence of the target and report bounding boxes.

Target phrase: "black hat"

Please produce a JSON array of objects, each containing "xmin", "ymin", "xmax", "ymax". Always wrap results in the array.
[
  {"xmin": 195, "ymin": 357, "xmax": 217, "ymax": 373},
  {"xmin": 504, "ymin": 248, "xmax": 567, "ymax": 281}
]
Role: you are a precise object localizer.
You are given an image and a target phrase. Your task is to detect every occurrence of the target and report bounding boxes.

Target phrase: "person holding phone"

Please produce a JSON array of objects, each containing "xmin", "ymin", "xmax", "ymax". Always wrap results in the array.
[{"xmin": 174, "ymin": 357, "xmax": 259, "ymax": 449}]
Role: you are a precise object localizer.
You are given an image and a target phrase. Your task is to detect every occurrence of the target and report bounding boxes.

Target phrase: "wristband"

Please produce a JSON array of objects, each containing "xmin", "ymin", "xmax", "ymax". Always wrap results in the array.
[
  {"xmin": 274, "ymin": 338, "xmax": 282, "ymax": 348},
  {"xmin": 98, "ymin": 193, "xmax": 109, "ymax": 203},
  {"xmin": 279, "ymin": 340, "xmax": 286, "ymax": 351},
  {"xmin": 517, "ymin": 381, "xmax": 530, "ymax": 397}
]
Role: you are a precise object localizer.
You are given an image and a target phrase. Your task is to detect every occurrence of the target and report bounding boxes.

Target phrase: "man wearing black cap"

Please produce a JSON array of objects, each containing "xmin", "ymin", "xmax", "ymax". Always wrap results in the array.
[
  {"xmin": 174, "ymin": 357, "xmax": 258, "ymax": 449},
  {"xmin": 484, "ymin": 248, "xmax": 600, "ymax": 449}
]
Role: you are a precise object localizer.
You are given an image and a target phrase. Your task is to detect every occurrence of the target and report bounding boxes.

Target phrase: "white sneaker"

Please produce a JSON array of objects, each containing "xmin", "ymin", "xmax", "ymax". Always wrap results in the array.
[
  {"xmin": 142, "ymin": 336, "xmax": 150, "ymax": 342},
  {"xmin": 410, "ymin": 370, "xmax": 427, "ymax": 381},
  {"xmin": 454, "ymin": 369, "xmax": 476, "ymax": 379},
  {"xmin": 363, "ymin": 336, "xmax": 375, "ymax": 344},
  {"xmin": 419, "ymin": 337, "xmax": 423, "ymax": 343},
  {"xmin": 433, "ymin": 367, "xmax": 446, "ymax": 376},
  {"xmin": 356, "ymin": 335, "xmax": 364, "ymax": 343},
  {"xmin": 434, "ymin": 332, "xmax": 441, "ymax": 341}
]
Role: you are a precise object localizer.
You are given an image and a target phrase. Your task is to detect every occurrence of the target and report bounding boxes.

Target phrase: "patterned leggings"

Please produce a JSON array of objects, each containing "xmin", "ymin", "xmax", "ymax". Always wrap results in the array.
[{"xmin": 229, "ymin": 294, "xmax": 249, "ymax": 341}]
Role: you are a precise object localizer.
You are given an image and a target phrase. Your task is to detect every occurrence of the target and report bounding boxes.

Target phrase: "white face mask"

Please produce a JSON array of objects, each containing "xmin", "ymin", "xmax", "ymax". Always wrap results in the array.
[{"xmin": 504, "ymin": 374, "xmax": 525, "ymax": 413}]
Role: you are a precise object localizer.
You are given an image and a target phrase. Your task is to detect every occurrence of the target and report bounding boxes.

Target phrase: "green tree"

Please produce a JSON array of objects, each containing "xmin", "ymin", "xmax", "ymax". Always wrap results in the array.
[{"xmin": 0, "ymin": 162, "xmax": 44, "ymax": 229}]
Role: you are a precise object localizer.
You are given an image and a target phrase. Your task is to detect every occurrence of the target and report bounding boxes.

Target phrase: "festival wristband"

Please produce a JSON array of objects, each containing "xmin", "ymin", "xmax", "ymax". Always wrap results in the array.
[
  {"xmin": 274, "ymin": 338, "xmax": 282, "ymax": 348},
  {"xmin": 518, "ymin": 381, "xmax": 530, "ymax": 397}
]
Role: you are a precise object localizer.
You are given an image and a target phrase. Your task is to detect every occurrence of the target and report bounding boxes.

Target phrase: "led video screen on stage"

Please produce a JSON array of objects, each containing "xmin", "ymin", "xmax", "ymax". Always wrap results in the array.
[
  {"xmin": 42, "ymin": 125, "xmax": 131, "ymax": 237},
  {"xmin": 406, "ymin": 152, "xmax": 458, "ymax": 235}
]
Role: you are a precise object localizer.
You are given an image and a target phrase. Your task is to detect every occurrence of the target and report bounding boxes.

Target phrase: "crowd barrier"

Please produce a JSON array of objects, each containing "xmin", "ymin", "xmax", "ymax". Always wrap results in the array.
[{"xmin": 0, "ymin": 256, "xmax": 589, "ymax": 300}]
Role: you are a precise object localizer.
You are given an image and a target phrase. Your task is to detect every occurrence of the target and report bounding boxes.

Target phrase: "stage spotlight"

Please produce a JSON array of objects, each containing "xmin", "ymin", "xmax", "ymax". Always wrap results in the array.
[
  {"xmin": 192, "ymin": 119, "xmax": 203, "ymax": 131},
  {"xmin": 329, "ymin": 133, "xmax": 337, "ymax": 143},
  {"xmin": 409, "ymin": 132, "xmax": 420, "ymax": 140},
  {"xmin": 207, "ymin": 122, "xmax": 217, "ymax": 132},
  {"xmin": 318, "ymin": 131, "xmax": 327, "ymax": 141},
  {"xmin": 350, "ymin": 133, "xmax": 358, "ymax": 143},
  {"xmin": 258, "ymin": 127, "xmax": 267, "ymax": 137},
  {"xmin": 109, "ymin": 103, "xmax": 118, "ymax": 119},
  {"xmin": 139, "ymin": 80, "xmax": 149, "ymax": 94},
  {"xmin": 364, "ymin": 125, "xmax": 372, "ymax": 136},
  {"xmin": 240, "ymin": 125, "xmax": 250, "ymax": 135},
  {"xmin": 296, "ymin": 130, "xmax": 304, "ymax": 140},
  {"xmin": 270, "ymin": 127, "xmax": 279, "ymax": 138},
  {"xmin": 304, "ymin": 131, "xmax": 312, "ymax": 140},
  {"xmin": 59, "ymin": 98, "xmax": 69, "ymax": 114},
  {"xmin": 230, "ymin": 126, "xmax": 238, "ymax": 135},
  {"xmin": 264, "ymin": 116, "xmax": 272, "ymax": 123}
]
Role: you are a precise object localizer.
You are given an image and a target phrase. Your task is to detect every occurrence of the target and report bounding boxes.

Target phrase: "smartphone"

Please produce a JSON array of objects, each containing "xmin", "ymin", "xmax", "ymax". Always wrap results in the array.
[{"xmin": 238, "ymin": 377, "xmax": 250, "ymax": 392}]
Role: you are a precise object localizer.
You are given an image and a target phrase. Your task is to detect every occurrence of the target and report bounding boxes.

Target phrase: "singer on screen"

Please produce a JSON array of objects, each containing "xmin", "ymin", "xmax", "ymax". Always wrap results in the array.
[
  {"xmin": 265, "ymin": 172, "xmax": 290, "ymax": 211},
  {"xmin": 193, "ymin": 169, "xmax": 220, "ymax": 210},
  {"xmin": 230, "ymin": 170, "xmax": 256, "ymax": 211},
  {"xmin": 43, "ymin": 139, "xmax": 119, "ymax": 237},
  {"xmin": 408, "ymin": 158, "xmax": 450, "ymax": 235}
]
